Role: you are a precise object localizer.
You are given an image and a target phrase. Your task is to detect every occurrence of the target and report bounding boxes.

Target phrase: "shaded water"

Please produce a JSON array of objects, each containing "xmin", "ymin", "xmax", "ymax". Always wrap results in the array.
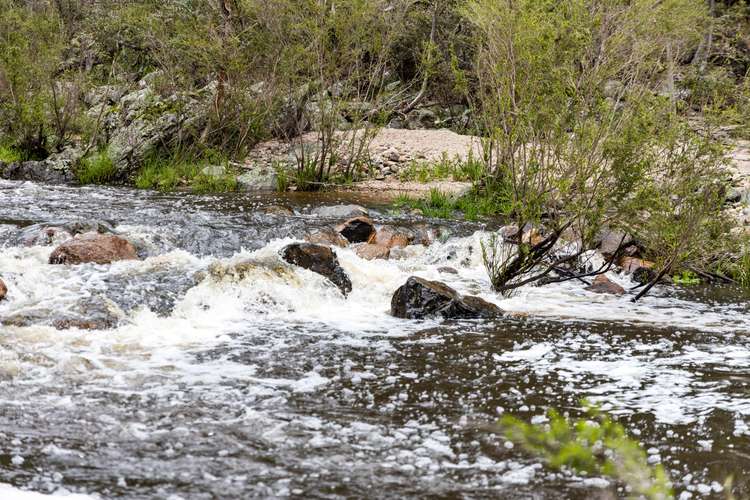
[{"xmin": 0, "ymin": 179, "xmax": 749, "ymax": 499}]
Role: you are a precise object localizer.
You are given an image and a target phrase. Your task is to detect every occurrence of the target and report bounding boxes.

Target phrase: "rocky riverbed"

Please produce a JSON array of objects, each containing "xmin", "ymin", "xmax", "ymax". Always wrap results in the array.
[{"xmin": 1, "ymin": 179, "xmax": 749, "ymax": 498}]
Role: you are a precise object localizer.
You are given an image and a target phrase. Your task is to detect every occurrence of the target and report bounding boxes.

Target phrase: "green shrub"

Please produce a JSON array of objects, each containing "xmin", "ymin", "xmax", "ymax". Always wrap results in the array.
[
  {"xmin": 501, "ymin": 402, "xmax": 673, "ymax": 500},
  {"xmin": 0, "ymin": 145, "xmax": 22, "ymax": 163},
  {"xmin": 76, "ymin": 152, "xmax": 117, "ymax": 184}
]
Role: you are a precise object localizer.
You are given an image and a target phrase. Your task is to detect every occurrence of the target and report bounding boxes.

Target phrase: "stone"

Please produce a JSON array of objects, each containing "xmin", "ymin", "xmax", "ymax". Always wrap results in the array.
[
  {"xmin": 355, "ymin": 243, "xmax": 390, "ymax": 260},
  {"xmin": 311, "ymin": 204, "xmax": 369, "ymax": 219},
  {"xmin": 336, "ymin": 216, "xmax": 376, "ymax": 244},
  {"xmin": 263, "ymin": 205, "xmax": 295, "ymax": 216},
  {"xmin": 304, "ymin": 227, "xmax": 349, "ymax": 248},
  {"xmin": 585, "ymin": 275, "xmax": 626, "ymax": 295},
  {"xmin": 49, "ymin": 232, "xmax": 139, "ymax": 265},
  {"xmin": 599, "ymin": 230, "xmax": 634, "ymax": 257},
  {"xmin": 619, "ymin": 257, "xmax": 657, "ymax": 284},
  {"xmin": 281, "ymin": 243, "xmax": 352, "ymax": 295},
  {"xmin": 390, "ymin": 276, "xmax": 502, "ymax": 320},
  {"xmin": 0, "ymin": 160, "xmax": 76, "ymax": 184},
  {"xmin": 375, "ymin": 226, "xmax": 414, "ymax": 249},
  {"xmin": 437, "ymin": 266, "xmax": 459, "ymax": 275},
  {"xmin": 237, "ymin": 169, "xmax": 277, "ymax": 191},
  {"xmin": 0, "ymin": 278, "xmax": 6, "ymax": 301}
]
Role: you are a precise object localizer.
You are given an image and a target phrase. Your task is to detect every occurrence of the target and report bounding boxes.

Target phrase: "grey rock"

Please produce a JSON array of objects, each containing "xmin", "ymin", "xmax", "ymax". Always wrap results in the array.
[
  {"xmin": 237, "ymin": 169, "xmax": 277, "ymax": 192},
  {"xmin": 281, "ymin": 243, "xmax": 352, "ymax": 295},
  {"xmin": 311, "ymin": 204, "xmax": 369, "ymax": 219},
  {"xmin": 391, "ymin": 276, "xmax": 502, "ymax": 319},
  {"xmin": 201, "ymin": 165, "xmax": 226, "ymax": 177}
]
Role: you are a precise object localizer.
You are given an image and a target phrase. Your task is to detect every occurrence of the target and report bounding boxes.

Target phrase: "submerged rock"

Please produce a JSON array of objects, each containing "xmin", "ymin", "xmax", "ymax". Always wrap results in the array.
[
  {"xmin": 49, "ymin": 232, "xmax": 139, "ymax": 265},
  {"xmin": 263, "ymin": 204, "xmax": 295, "ymax": 216},
  {"xmin": 304, "ymin": 227, "xmax": 349, "ymax": 248},
  {"xmin": 312, "ymin": 204, "xmax": 369, "ymax": 219},
  {"xmin": 281, "ymin": 243, "xmax": 352, "ymax": 295},
  {"xmin": 585, "ymin": 275, "xmax": 626, "ymax": 295},
  {"xmin": 355, "ymin": 243, "xmax": 390, "ymax": 260},
  {"xmin": 437, "ymin": 266, "xmax": 459, "ymax": 275},
  {"xmin": 391, "ymin": 276, "xmax": 502, "ymax": 319},
  {"xmin": 336, "ymin": 216, "xmax": 376, "ymax": 243},
  {"xmin": 0, "ymin": 278, "xmax": 6, "ymax": 301}
]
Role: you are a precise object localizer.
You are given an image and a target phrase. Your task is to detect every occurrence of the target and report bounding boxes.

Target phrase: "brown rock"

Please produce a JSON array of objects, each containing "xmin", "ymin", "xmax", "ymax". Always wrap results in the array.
[
  {"xmin": 305, "ymin": 227, "xmax": 349, "ymax": 248},
  {"xmin": 336, "ymin": 216, "xmax": 376, "ymax": 243},
  {"xmin": 281, "ymin": 243, "xmax": 352, "ymax": 295},
  {"xmin": 0, "ymin": 278, "xmax": 6, "ymax": 301},
  {"xmin": 355, "ymin": 244, "xmax": 390, "ymax": 260},
  {"xmin": 375, "ymin": 226, "xmax": 414, "ymax": 249},
  {"xmin": 437, "ymin": 266, "xmax": 459, "ymax": 275},
  {"xmin": 49, "ymin": 232, "xmax": 139, "ymax": 265},
  {"xmin": 263, "ymin": 204, "xmax": 295, "ymax": 216},
  {"xmin": 585, "ymin": 275, "xmax": 626, "ymax": 295}
]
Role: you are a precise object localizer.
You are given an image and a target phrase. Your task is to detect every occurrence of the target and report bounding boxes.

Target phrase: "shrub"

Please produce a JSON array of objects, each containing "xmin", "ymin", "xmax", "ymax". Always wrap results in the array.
[{"xmin": 76, "ymin": 152, "xmax": 117, "ymax": 184}]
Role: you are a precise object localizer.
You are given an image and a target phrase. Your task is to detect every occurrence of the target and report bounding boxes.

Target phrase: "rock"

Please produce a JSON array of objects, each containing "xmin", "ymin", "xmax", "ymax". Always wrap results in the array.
[
  {"xmin": 201, "ymin": 165, "xmax": 226, "ymax": 177},
  {"xmin": 375, "ymin": 226, "xmax": 414, "ymax": 249},
  {"xmin": 619, "ymin": 257, "xmax": 657, "ymax": 284},
  {"xmin": 599, "ymin": 230, "xmax": 634, "ymax": 257},
  {"xmin": 0, "ymin": 160, "xmax": 76, "ymax": 184},
  {"xmin": 585, "ymin": 275, "xmax": 626, "ymax": 295},
  {"xmin": 311, "ymin": 204, "xmax": 369, "ymax": 219},
  {"xmin": 237, "ymin": 169, "xmax": 277, "ymax": 191},
  {"xmin": 263, "ymin": 204, "xmax": 295, "ymax": 216},
  {"xmin": 336, "ymin": 216, "xmax": 376, "ymax": 243},
  {"xmin": 18, "ymin": 220, "xmax": 115, "ymax": 247},
  {"xmin": 390, "ymin": 276, "xmax": 502, "ymax": 319},
  {"xmin": 49, "ymin": 232, "xmax": 139, "ymax": 265},
  {"xmin": 0, "ymin": 278, "xmax": 6, "ymax": 301},
  {"xmin": 281, "ymin": 243, "xmax": 352, "ymax": 295},
  {"xmin": 304, "ymin": 227, "xmax": 349, "ymax": 248},
  {"xmin": 437, "ymin": 266, "xmax": 459, "ymax": 275},
  {"xmin": 355, "ymin": 243, "xmax": 390, "ymax": 260}
]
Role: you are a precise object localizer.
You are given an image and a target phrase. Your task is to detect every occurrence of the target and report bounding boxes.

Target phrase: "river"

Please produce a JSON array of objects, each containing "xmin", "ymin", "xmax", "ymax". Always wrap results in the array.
[{"xmin": 0, "ymin": 179, "xmax": 749, "ymax": 499}]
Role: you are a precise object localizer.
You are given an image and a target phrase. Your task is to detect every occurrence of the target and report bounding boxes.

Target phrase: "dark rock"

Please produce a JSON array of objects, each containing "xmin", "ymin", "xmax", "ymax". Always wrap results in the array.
[
  {"xmin": 304, "ymin": 227, "xmax": 349, "ymax": 248},
  {"xmin": 312, "ymin": 205, "xmax": 369, "ymax": 219},
  {"xmin": 336, "ymin": 216, "xmax": 376, "ymax": 243},
  {"xmin": 0, "ymin": 278, "xmax": 6, "ymax": 301},
  {"xmin": 585, "ymin": 275, "xmax": 625, "ymax": 295},
  {"xmin": 619, "ymin": 257, "xmax": 657, "ymax": 284},
  {"xmin": 391, "ymin": 276, "xmax": 502, "ymax": 319},
  {"xmin": 281, "ymin": 243, "xmax": 352, "ymax": 295},
  {"xmin": 49, "ymin": 232, "xmax": 139, "ymax": 265},
  {"xmin": 437, "ymin": 266, "xmax": 459, "ymax": 275},
  {"xmin": 0, "ymin": 160, "xmax": 76, "ymax": 184},
  {"xmin": 355, "ymin": 243, "xmax": 390, "ymax": 260}
]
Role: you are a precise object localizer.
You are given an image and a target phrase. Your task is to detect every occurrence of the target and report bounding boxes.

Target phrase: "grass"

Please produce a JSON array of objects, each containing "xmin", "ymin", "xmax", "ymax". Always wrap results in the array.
[
  {"xmin": 135, "ymin": 151, "xmax": 237, "ymax": 193},
  {"xmin": 76, "ymin": 151, "xmax": 118, "ymax": 184},
  {"xmin": 672, "ymin": 270, "xmax": 701, "ymax": 286},
  {"xmin": 394, "ymin": 177, "xmax": 513, "ymax": 221},
  {"xmin": 0, "ymin": 145, "xmax": 23, "ymax": 163},
  {"xmin": 398, "ymin": 152, "xmax": 486, "ymax": 184}
]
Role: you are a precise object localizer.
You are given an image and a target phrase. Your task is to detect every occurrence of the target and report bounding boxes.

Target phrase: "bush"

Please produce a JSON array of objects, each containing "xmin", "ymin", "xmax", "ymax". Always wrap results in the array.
[{"xmin": 76, "ymin": 152, "xmax": 117, "ymax": 184}]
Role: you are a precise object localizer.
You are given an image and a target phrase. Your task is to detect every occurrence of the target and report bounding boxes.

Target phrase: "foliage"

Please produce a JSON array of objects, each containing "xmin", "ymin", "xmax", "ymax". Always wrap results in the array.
[
  {"xmin": 672, "ymin": 270, "xmax": 701, "ymax": 286},
  {"xmin": 501, "ymin": 403, "xmax": 673, "ymax": 500},
  {"xmin": 76, "ymin": 151, "xmax": 117, "ymax": 185},
  {"xmin": 0, "ymin": 145, "xmax": 22, "ymax": 163},
  {"xmin": 134, "ymin": 151, "xmax": 235, "ymax": 193},
  {"xmin": 398, "ymin": 152, "xmax": 486, "ymax": 183},
  {"xmin": 464, "ymin": 0, "xmax": 729, "ymax": 299}
]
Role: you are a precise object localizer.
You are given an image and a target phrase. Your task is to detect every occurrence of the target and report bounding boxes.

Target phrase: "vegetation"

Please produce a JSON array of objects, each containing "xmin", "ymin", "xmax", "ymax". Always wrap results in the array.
[
  {"xmin": 76, "ymin": 151, "xmax": 117, "ymax": 185},
  {"xmin": 134, "ymin": 152, "xmax": 236, "ymax": 193},
  {"xmin": 501, "ymin": 403, "xmax": 673, "ymax": 499}
]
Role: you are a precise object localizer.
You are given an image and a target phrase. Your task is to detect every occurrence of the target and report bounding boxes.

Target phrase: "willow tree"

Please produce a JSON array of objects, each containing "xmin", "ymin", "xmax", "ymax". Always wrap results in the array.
[{"xmin": 464, "ymin": 0, "xmax": 728, "ymax": 299}]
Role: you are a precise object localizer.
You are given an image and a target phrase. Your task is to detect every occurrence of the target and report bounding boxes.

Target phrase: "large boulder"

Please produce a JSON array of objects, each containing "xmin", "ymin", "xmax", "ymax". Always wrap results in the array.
[
  {"xmin": 17, "ymin": 220, "xmax": 114, "ymax": 247},
  {"xmin": 312, "ymin": 205, "xmax": 369, "ymax": 219},
  {"xmin": 281, "ymin": 243, "xmax": 352, "ymax": 295},
  {"xmin": 0, "ymin": 278, "xmax": 6, "ymax": 301},
  {"xmin": 336, "ymin": 216, "xmax": 376, "ymax": 243},
  {"xmin": 391, "ymin": 276, "xmax": 502, "ymax": 319},
  {"xmin": 585, "ymin": 275, "xmax": 626, "ymax": 295},
  {"xmin": 237, "ymin": 168, "xmax": 277, "ymax": 192},
  {"xmin": 49, "ymin": 232, "xmax": 139, "ymax": 265}
]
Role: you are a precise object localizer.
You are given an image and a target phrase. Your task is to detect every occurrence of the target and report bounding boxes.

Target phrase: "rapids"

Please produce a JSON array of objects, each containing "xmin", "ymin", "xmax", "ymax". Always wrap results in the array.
[{"xmin": 0, "ymin": 179, "xmax": 749, "ymax": 499}]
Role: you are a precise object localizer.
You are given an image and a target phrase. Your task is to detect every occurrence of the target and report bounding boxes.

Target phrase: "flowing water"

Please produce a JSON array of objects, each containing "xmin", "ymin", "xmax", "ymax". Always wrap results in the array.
[{"xmin": 1, "ymin": 179, "xmax": 749, "ymax": 499}]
